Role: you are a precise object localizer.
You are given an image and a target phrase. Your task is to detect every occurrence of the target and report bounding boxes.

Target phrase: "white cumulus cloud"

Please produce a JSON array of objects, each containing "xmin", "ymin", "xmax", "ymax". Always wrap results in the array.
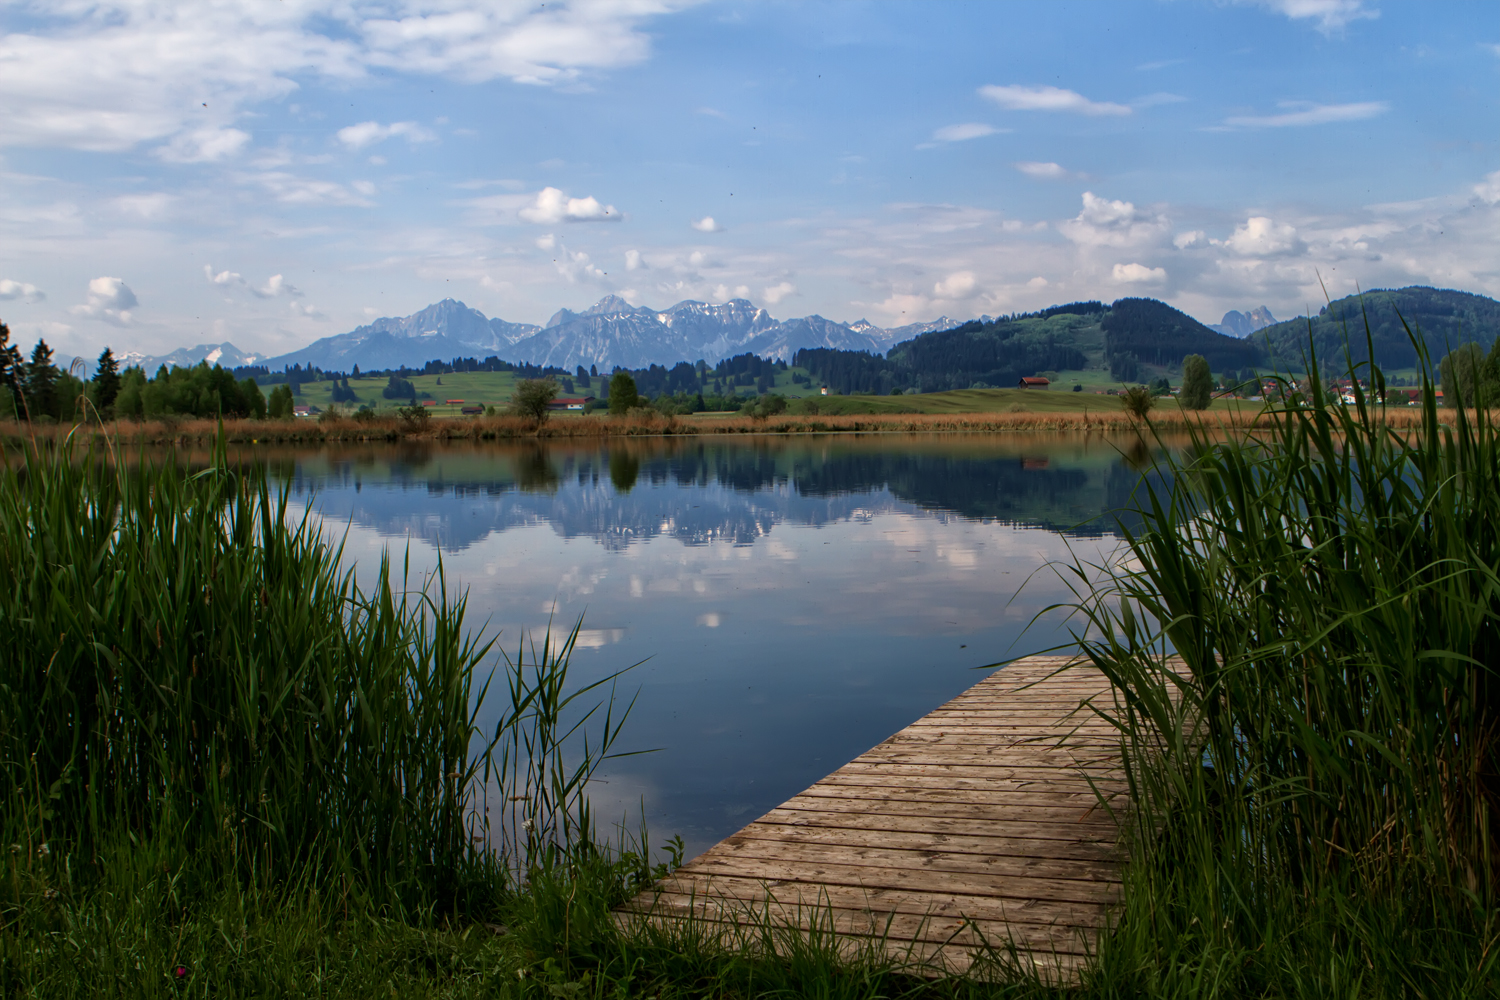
[
  {"xmin": 1474, "ymin": 170, "xmax": 1500, "ymax": 205},
  {"xmin": 252, "ymin": 274, "xmax": 302, "ymax": 298},
  {"xmin": 1224, "ymin": 101, "xmax": 1388, "ymax": 128},
  {"xmin": 624, "ymin": 249, "xmax": 644, "ymax": 270},
  {"xmin": 1112, "ymin": 262, "xmax": 1167, "ymax": 284},
  {"xmin": 979, "ymin": 84, "xmax": 1131, "ymax": 116},
  {"xmin": 1058, "ymin": 192, "xmax": 1170, "ymax": 248},
  {"xmin": 336, "ymin": 120, "xmax": 436, "ymax": 149},
  {"xmin": 155, "ymin": 127, "xmax": 251, "ymax": 163},
  {"xmin": 933, "ymin": 271, "xmax": 978, "ymax": 299},
  {"xmin": 1248, "ymin": 0, "xmax": 1379, "ymax": 34},
  {"xmin": 1174, "ymin": 230, "xmax": 1207, "ymax": 249},
  {"xmin": 762, "ymin": 281, "xmax": 795, "ymax": 305},
  {"xmin": 0, "ymin": 2, "xmax": 684, "ymax": 153},
  {"xmin": 691, "ymin": 216, "xmax": 722, "ymax": 232},
  {"xmin": 519, "ymin": 187, "xmax": 619, "ymax": 223},
  {"xmin": 931, "ymin": 123, "xmax": 1000, "ymax": 142},
  {"xmin": 1218, "ymin": 216, "xmax": 1304, "ymax": 256},
  {"xmin": 711, "ymin": 283, "xmax": 750, "ymax": 302},
  {"xmin": 204, "ymin": 265, "xmax": 244, "ymax": 286},
  {"xmin": 0, "ymin": 279, "xmax": 45, "ymax": 303},
  {"xmin": 71, "ymin": 276, "xmax": 137, "ymax": 326},
  {"xmin": 1015, "ymin": 161, "xmax": 1067, "ymax": 179}
]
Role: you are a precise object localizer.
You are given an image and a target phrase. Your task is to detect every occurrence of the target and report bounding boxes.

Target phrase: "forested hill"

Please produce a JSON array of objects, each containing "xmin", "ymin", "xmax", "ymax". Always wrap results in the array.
[
  {"xmin": 1103, "ymin": 298, "xmax": 1262, "ymax": 374},
  {"xmin": 794, "ymin": 297, "xmax": 1265, "ymax": 394},
  {"xmin": 1254, "ymin": 287, "xmax": 1500, "ymax": 370}
]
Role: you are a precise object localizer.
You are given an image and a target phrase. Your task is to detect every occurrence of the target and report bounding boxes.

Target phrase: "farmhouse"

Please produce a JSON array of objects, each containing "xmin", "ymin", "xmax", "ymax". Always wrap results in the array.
[
  {"xmin": 1018, "ymin": 376, "xmax": 1050, "ymax": 388},
  {"xmin": 546, "ymin": 396, "xmax": 595, "ymax": 411}
]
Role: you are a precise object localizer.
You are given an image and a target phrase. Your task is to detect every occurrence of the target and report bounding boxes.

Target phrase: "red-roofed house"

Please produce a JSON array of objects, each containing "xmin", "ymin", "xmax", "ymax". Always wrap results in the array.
[
  {"xmin": 547, "ymin": 396, "xmax": 596, "ymax": 411},
  {"xmin": 1018, "ymin": 377, "xmax": 1050, "ymax": 389}
]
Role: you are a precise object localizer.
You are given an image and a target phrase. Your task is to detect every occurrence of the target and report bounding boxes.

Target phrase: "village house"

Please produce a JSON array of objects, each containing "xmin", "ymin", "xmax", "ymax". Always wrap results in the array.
[{"xmin": 546, "ymin": 396, "xmax": 595, "ymax": 411}]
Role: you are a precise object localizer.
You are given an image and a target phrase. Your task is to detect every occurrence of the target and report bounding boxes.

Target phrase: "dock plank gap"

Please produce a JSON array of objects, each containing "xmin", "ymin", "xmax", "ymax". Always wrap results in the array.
[{"xmin": 616, "ymin": 654, "xmax": 1132, "ymax": 981}]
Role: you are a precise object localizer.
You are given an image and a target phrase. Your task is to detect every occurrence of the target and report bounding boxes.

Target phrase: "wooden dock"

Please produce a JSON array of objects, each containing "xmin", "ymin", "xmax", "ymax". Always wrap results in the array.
[{"xmin": 616, "ymin": 655, "xmax": 1130, "ymax": 980}]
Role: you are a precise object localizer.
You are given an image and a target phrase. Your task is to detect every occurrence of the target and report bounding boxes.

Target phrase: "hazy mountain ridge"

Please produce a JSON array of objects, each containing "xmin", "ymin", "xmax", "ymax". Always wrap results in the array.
[
  {"xmin": 1211, "ymin": 306, "xmax": 1278, "ymax": 338},
  {"xmin": 117, "ymin": 287, "xmax": 1500, "ymax": 377},
  {"xmin": 256, "ymin": 295, "xmax": 918, "ymax": 373}
]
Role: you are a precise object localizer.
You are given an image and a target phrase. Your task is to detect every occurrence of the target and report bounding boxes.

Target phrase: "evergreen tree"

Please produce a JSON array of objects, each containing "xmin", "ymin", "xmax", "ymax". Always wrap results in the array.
[
  {"xmin": 267, "ymin": 383, "xmax": 295, "ymax": 419},
  {"xmin": 0, "ymin": 322, "xmax": 21, "ymax": 395},
  {"xmin": 23, "ymin": 340, "xmax": 58, "ymax": 420},
  {"xmin": 92, "ymin": 347, "xmax": 122, "ymax": 412},
  {"xmin": 1180, "ymin": 354, "xmax": 1213, "ymax": 410}
]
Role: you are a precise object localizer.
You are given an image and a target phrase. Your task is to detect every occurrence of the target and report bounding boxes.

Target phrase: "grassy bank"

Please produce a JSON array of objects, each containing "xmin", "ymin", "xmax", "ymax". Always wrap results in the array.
[
  {"xmin": 0, "ymin": 400, "xmax": 1426, "ymax": 447},
  {"xmin": 8, "ymin": 342, "xmax": 1500, "ymax": 996},
  {"xmin": 1065, "ymin": 355, "xmax": 1500, "ymax": 994}
]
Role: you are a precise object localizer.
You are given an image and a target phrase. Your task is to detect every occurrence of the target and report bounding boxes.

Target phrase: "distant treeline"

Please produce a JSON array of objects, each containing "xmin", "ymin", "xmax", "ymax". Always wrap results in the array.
[{"xmin": 796, "ymin": 296, "xmax": 1266, "ymax": 394}]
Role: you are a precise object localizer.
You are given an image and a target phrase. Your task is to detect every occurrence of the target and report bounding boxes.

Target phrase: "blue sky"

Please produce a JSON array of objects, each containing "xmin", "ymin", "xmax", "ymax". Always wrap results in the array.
[{"xmin": 0, "ymin": 0, "xmax": 1497, "ymax": 361}]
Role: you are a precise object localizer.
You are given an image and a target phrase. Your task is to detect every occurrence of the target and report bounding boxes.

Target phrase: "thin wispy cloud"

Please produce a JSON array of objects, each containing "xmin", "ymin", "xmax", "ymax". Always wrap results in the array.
[
  {"xmin": 979, "ymin": 84, "xmax": 1131, "ymax": 116},
  {"xmin": 1248, "ymin": 0, "xmax": 1380, "ymax": 35},
  {"xmin": 336, "ymin": 121, "xmax": 436, "ymax": 149},
  {"xmin": 931, "ymin": 123, "xmax": 1001, "ymax": 143},
  {"xmin": 1133, "ymin": 92, "xmax": 1188, "ymax": 109},
  {"xmin": 0, "ymin": 279, "xmax": 44, "ymax": 303},
  {"xmin": 1015, "ymin": 161, "xmax": 1069, "ymax": 180},
  {"xmin": 1224, "ymin": 100, "xmax": 1388, "ymax": 127}
]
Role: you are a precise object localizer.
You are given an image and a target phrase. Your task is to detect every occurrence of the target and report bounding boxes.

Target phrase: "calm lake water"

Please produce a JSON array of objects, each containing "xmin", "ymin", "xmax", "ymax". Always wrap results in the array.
[{"xmin": 281, "ymin": 433, "xmax": 1154, "ymax": 858}]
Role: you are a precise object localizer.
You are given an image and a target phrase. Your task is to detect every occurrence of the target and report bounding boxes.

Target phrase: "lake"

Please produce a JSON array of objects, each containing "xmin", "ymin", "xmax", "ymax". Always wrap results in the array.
[{"xmin": 281, "ymin": 433, "xmax": 1154, "ymax": 858}]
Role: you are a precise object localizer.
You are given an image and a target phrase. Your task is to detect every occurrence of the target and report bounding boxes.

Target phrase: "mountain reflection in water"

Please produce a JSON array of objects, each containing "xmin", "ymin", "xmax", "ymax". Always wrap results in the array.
[
  {"xmin": 263, "ymin": 433, "xmax": 1165, "ymax": 858},
  {"xmin": 279, "ymin": 435, "xmax": 1159, "ymax": 552}
]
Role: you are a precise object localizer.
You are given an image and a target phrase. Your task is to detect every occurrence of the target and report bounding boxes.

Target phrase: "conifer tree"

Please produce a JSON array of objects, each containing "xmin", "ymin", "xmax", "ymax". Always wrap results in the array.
[
  {"xmin": 23, "ymin": 340, "xmax": 58, "ymax": 420},
  {"xmin": 92, "ymin": 347, "xmax": 121, "ymax": 412}
]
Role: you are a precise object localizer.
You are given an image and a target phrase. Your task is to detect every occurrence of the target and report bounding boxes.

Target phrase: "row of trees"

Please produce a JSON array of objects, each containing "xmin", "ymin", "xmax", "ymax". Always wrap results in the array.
[{"xmin": 0, "ymin": 324, "xmax": 115, "ymax": 421}]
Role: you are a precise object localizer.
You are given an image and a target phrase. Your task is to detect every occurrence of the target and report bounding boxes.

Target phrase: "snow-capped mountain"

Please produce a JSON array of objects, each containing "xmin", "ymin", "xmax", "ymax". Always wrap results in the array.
[
  {"xmin": 1211, "ymin": 306, "xmax": 1278, "ymax": 339},
  {"xmin": 266, "ymin": 299, "xmax": 542, "ymax": 371},
  {"xmin": 255, "ymin": 295, "xmax": 933, "ymax": 373},
  {"xmin": 118, "ymin": 342, "xmax": 266, "ymax": 373}
]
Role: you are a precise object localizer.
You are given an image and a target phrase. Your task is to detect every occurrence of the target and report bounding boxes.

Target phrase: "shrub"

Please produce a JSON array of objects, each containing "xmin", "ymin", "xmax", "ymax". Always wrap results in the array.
[
  {"xmin": 1119, "ymin": 384, "xmax": 1155, "ymax": 418},
  {"xmin": 511, "ymin": 377, "xmax": 559, "ymax": 421}
]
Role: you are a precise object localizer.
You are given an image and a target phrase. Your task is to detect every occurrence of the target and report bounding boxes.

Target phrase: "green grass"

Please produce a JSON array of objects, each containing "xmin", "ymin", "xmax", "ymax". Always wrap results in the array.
[
  {"xmin": 790, "ymin": 387, "xmax": 1254, "ymax": 416},
  {"xmin": 11, "ymin": 320, "xmax": 1500, "ymax": 996},
  {"xmin": 1061, "ymin": 324, "xmax": 1500, "ymax": 995}
]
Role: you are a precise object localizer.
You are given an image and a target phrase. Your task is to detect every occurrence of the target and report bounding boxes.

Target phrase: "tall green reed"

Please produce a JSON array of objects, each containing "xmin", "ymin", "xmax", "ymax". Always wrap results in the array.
[
  {"xmin": 1069, "ymin": 313, "xmax": 1500, "ymax": 919},
  {"xmin": 0, "ymin": 432, "xmax": 633, "ymax": 914}
]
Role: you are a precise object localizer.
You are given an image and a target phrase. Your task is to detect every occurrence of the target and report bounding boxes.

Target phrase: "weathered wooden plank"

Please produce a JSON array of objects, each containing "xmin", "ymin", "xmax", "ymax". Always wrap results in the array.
[
  {"xmin": 615, "ymin": 907, "xmax": 1096, "ymax": 979},
  {"xmin": 835, "ymin": 760, "xmax": 1127, "ymax": 782},
  {"xmin": 677, "ymin": 853, "xmax": 1121, "ymax": 905},
  {"xmin": 614, "ymin": 656, "xmax": 1134, "ymax": 983},
  {"xmin": 756, "ymin": 807, "xmax": 1123, "ymax": 844},
  {"xmin": 626, "ymin": 874, "xmax": 1114, "ymax": 931},
  {"xmin": 710, "ymin": 835, "xmax": 1123, "ymax": 883},
  {"xmin": 729, "ymin": 823, "xmax": 1121, "ymax": 861},
  {"xmin": 770, "ymin": 795, "xmax": 1126, "ymax": 829},
  {"xmin": 619, "ymin": 899, "xmax": 1099, "ymax": 958}
]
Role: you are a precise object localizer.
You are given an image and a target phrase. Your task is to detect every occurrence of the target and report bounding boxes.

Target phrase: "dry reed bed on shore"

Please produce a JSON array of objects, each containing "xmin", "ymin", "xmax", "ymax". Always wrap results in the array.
[{"xmin": 0, "ymin": 404, "xmax": 1449, "ymax": 445}]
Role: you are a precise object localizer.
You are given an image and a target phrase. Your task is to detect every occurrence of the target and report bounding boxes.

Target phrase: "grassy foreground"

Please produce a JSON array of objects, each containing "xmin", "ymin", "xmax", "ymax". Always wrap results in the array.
[{"xmin": 7, "ymin": 335, "xmax": 1500, "ymax": 996}]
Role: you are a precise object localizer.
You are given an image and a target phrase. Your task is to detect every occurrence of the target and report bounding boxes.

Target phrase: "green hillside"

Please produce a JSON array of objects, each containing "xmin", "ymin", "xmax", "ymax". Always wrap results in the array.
[
  {"xmin": 795, "ymin": 297, "xmax": 1264, "ymax": 395},
  {"xmin": 1255, "ymin": 286, "xmax": 1500, "ymax": 371}
]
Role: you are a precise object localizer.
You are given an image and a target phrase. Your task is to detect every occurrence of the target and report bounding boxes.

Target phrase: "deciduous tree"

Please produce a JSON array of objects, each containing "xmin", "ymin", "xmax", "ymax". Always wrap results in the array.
[
  {"xmin": 1180, "ymin": 354, "xmax": 1213, "ymax": 410},
  {"xmin": 511, "ymin": 377, "xmax": 559, "ymax": 421}
]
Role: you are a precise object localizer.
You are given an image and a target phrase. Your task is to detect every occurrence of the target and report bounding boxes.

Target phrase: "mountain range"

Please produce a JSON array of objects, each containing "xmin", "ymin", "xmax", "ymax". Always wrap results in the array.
[
  {"xmin": 112, "ymin": 287, "xmax": 1500, "ymax": 377},
  {"xmin": 1211, "ymin": 306, "xmax": 1278, "ymax": 339},
  {"xmin": 121, "ymin": 296, "xmax": 971, "ymax": 374}
]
